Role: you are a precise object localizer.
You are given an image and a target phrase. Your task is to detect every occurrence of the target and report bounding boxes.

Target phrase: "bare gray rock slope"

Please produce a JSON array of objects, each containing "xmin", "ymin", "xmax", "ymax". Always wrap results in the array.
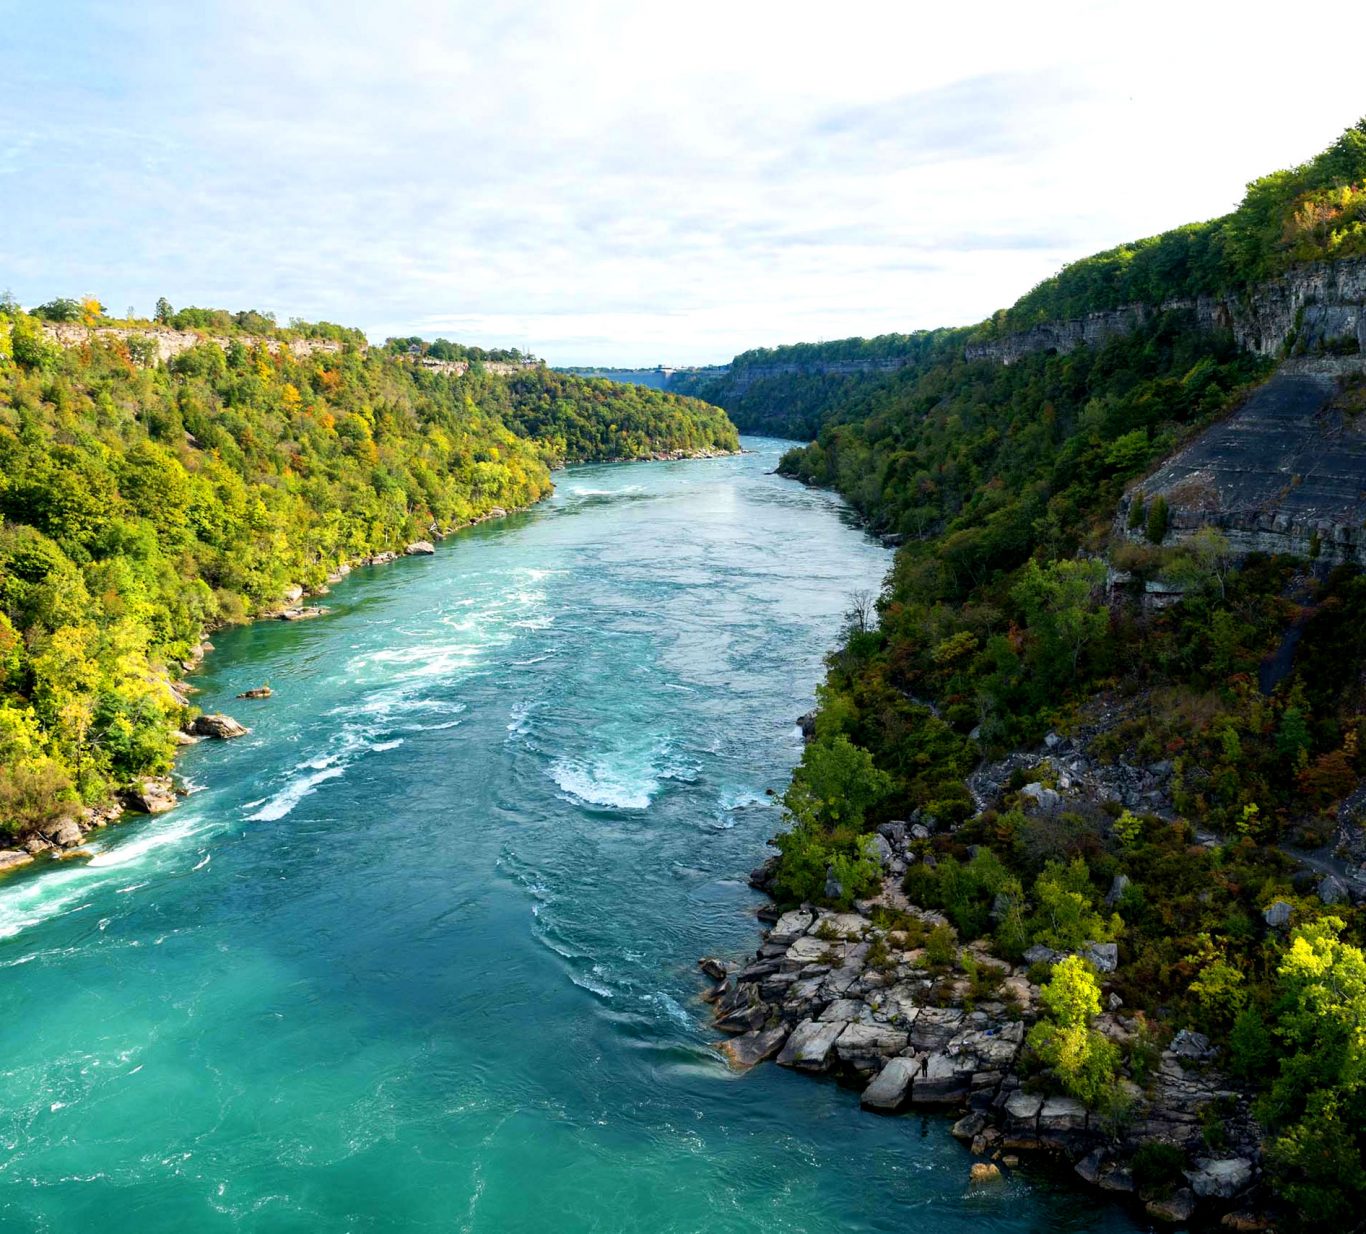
[{"xmin": 1118, "ymin": 371, "xmax": 1366, "ymax": 563}]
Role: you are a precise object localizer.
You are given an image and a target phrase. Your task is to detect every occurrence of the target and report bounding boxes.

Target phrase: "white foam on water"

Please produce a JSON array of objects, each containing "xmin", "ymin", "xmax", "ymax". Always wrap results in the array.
[
  {"xmin": 369, "ymin": 739, "xmax": 404, "ymax": 752},
  {"xmin": 247, "ymin": 765, "xmax": 345, "ymax": 822},
  {"xmin": 88, "ymin": 812, "xmax": 211, "ymax": 868},
  {"xmin": 549, "ymin": 758, "xmax": 658, "ymax": 810},
  {"xmin": 566, "ymin": 485, "xmax": 646, "ymax": 498}
]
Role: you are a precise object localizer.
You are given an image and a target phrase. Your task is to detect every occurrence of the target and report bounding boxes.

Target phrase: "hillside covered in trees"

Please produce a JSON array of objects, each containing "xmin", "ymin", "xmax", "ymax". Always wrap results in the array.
[
  {"xmin": 0, "ymin": 300, "xmax": 736, "ymax": 847},
  {"xmin": 754, "ymin": 120, "xmax": 1366, "ymax": 1226}
]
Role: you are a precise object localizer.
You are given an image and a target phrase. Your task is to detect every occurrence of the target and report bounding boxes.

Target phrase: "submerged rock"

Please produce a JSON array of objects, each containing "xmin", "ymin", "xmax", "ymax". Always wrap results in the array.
[{"xmin": 236, "ymin": 685, "xmax": 272, "ymax": 699}]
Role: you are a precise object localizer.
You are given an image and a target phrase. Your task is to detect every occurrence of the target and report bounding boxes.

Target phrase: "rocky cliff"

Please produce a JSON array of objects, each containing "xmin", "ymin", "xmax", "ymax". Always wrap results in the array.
[
  {"xmin": 967, "ymin": 258, "xmax": 1366, "ymax": 367},
  {"xmin": 40, "ymin": 322, "xmax": 344, "ymax": 364}
]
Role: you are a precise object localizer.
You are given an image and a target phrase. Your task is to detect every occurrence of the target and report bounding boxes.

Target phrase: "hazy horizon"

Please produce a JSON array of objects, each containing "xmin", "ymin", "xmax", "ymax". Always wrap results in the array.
[{"xmin": 4, "ymin": 0, "xmax": 1366, "ymax": 366}]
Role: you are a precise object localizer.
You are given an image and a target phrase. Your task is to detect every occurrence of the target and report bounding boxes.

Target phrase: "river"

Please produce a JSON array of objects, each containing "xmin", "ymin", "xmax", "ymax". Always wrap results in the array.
[{"xmin": 0, "ymin": 437, "xmax": 1138, "ymax": 1233}]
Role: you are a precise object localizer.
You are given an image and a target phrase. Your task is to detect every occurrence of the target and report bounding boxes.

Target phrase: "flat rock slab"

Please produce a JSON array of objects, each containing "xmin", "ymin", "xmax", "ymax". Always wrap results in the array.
[
  {"xmin": 718, "ymin": 1026, "xmax": 789, "ymax": 1070},
  {"xmin": 776, "ymin": 1019, "xmax": 847, "ymax": 1071},
  {"xmin": 861, "ymin": 1057, "xmax": 917, "ymax": 1110}
]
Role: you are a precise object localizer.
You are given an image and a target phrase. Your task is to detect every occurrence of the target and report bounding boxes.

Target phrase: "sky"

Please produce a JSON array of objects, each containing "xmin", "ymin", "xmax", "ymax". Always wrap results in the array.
[{"xmin": 2, "ymin": 1, "xmax": 1365, "ymax": 366}]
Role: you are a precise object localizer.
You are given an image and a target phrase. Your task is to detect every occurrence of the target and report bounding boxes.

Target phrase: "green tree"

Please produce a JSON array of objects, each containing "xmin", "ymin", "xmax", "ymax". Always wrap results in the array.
[
  {"xmin": 1027, "ymin": 955, "xmax": 1121, "ymax": 1107},
  {"xmin": 1145, "ymin": 494, "xmax": 1169, "ymax": 544}
]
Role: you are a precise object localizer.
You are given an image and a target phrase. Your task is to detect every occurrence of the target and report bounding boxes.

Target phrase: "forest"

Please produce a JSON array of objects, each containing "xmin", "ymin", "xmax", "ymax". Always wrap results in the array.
[
  {"xmin": 0, "ymin": 301, "xmax": 735, "ymax": 846},
  {"xmin": 767, "ymin": 120, "xmax": 1366, "ymax": 1226}
]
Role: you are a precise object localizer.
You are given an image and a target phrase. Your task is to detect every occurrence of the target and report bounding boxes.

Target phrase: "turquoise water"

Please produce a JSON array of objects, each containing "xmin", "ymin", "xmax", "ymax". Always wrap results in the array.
[{"xmin": 0, "ymin": 438, "xmax": 1139, "ymax": 1233}]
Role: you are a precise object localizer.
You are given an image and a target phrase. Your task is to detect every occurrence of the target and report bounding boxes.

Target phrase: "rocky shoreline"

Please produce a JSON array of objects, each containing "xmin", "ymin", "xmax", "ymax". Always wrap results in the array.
[{"xmin": 704, "ymin": 820, "xmax": 1273, "ymax": 1230}]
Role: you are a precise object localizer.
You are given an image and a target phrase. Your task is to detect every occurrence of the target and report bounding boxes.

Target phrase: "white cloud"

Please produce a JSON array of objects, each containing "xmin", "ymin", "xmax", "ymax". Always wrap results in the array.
[{"xmin": 2, "ymin": 0, "xmax": 1364, "ymax": 363}]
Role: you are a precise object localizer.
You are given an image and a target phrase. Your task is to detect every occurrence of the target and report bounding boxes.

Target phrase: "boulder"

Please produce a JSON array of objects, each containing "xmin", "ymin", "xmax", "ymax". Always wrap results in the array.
[
  {"xmin": 1263, "ymin": 900, "xmax": 1293, "ymax": 928},
  {"xmin": 1037, "ymin": 1095, "xmax": 1088, "ymax": 1133},
  {"xmin": 124, "ymin": 777, "xmax": 177, "ymax": 814},
  {"xmin": 861, "ymin": 1057, "xmax": 917, "ymax": 1110},
  {"xmin": 870, "ymin": 832, "xmax": 894, "ymax": 870},
  {"xmin": 714, "ymin": 1001, "xmax": 767, "ymax": 1034},
  {"xmin": 969, "ymin": 1162, "xmax": 1002, "ymax": 1184},
  {"xmin": 24, "ymin": 837, "xmax": 53, "ymax": 854},
  {"xmin": 1105, "ymin": 874, "xmax": 1131, "ymax": 906},
  {"xmin": 236, "ymin": 685, "xmax": 272, "ymax": 699},
  {"xmin": 1004, "ymin": 1090, "xmax": 1043, "ymax": 1126},
  {"xmin": 1020, "ymin": 782, "xmax": 1061, "ymax": 814},
  {"xmin": 776, "ymin": 1019, "xmax": 847, "ymax": 1071},
  {"xmin": 951, "ymin": 1111, "xmax": 987, "ymax": 1142},
  {"xmin": 698, "ymin": 957, "xmax": 727, "ymax": 981},
  {"xmin": 770, "ymin": 908, "xmax": 814, "ymax": 942},
  {"xmin": 405, "ymin": 540, "xmax": 436, "ymax": 556},
  {"xmin": 0, "ymin": 849, "xmax": 35, "ymax": 872},
  {"xmin": 717, "ymin": 1026, "xmax": 788, "ymax": 1070},
  {"xmin": 834, "ymin": 1023, "xmax": 909, "ymax": 1073},
  {"xmin": 1096, "ymin": 1165, "xmax": 1135, "ymax": 1193},
  {"xmin": 1169, "ymin": 1028, "xmax": 1215, "ymax": 1061},
  {"xmin": 1318, "ymin": 874, "xmax": 1349, "ymax": 905},
  {"xmin": 1023, "ymin": 944, "xmax": 1063, "ymax": 967},
  {"xmin": 281, "ymin": 584, "xmax": 304, "ymax": 603},
  {"xmin": 1083, "ymin": 942, "xmax": 1119, "ymax": 973},
  {"xmin": 1186, "ymin": 1157, "xmax": 1254, "ymax": 1200},
  {"xmin": 189, "ymin": 713, "xmax": 249, "ymax": 739},
  {"xmin": 822, "ymin": 866, "xmax": 844, "ymax": 901},
  {"xmin": 46, "ymin": 818, "xmax": 84, "ymax": 848},
  {"xmin": 1146, "ymin": 1188, "xmax": 1196, "ymax": 1224},
  {"xmin": 909, "ymin": 822, "xmax": 932, "ymax": 841},
  {"xmin": 1074, "ymin": 1148, "xmax": 1106, "ymax": 1185},
  {"xmin": 876, "ymin": 820, "xmax": 907, "ymax": 849}
]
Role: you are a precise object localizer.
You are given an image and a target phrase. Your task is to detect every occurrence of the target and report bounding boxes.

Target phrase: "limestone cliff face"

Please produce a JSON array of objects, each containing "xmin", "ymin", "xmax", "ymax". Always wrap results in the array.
[
  {"xmin": 966, "ymin": 258, "xmax": 1366, "ymax": 367},
  {"xmin": 40, "ymin": 322, "xmax": 343, "ymax": 364}
]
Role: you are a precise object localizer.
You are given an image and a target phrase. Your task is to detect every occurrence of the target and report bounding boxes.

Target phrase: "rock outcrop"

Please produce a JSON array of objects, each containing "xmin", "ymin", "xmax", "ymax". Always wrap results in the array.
[
  {"xmin": 708, "ymin": 859, "xmax": 1263, "ymax": 1224},
  {"xmin": 40, "ymin": 322, "xmax": 343, "ymax": 366},
  {"xmin": 966, "ymin": 258, "xmax": 1366, "ymax": 368}
]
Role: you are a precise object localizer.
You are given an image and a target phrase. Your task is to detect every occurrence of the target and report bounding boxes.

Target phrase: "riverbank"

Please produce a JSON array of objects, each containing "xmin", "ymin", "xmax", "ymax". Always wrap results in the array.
[
  {"xmin": 0, "ymin": 445, "xmax": 741, "ymax": 877},
  {"xmin": 706, "ymin": 821, "xmax": 1274, "ymax": 1230}
]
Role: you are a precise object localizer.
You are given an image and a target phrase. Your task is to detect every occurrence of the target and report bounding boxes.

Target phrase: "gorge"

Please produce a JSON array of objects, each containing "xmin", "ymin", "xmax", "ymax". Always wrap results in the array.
[{"xmin": 0, "ymin": 442, "xmax": 1136, "ymax": 1234}]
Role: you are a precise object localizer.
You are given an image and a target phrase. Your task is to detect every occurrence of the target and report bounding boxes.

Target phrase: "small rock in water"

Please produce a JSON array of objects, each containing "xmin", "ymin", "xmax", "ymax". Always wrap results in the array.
[
  {"xmin": 969, "ymin": 1162, "xmax": 1002, "ymax": 1184},
  {"xmin": 236, "ymin": 685, "xmax": 272, "ymax": 699},
  {"xmin": 698, "ymin": 957, "xmax": 728, "ymax": 981},
  {"xmin": 405, "ymin": 540, "xmax": 436, "ymax": 556},
  {"xmin": 190, "ymin": 713, "xmax": 250, "ymax": 739}
]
